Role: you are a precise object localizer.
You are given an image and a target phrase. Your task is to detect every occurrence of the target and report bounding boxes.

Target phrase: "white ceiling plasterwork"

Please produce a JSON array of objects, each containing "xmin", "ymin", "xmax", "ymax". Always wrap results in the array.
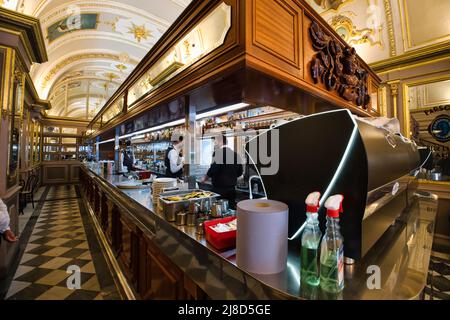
[{"xmin": 6, "ymin": 0, "xmax": 191, "ymax": 119}]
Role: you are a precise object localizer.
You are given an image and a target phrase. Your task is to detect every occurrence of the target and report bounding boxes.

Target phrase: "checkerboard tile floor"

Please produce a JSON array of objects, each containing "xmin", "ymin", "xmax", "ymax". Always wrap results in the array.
[
  {"xmin": 6, "ymin": 185, "xmax": 120, "ymax": 300},
  {"xmin": 425, "ymin": 250, "xmax": 450, "ymax": 300}
]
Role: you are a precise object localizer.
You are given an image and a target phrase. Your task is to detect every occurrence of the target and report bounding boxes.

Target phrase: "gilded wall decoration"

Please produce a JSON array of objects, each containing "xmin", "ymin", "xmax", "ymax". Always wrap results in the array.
[
  {"xmin": 309, "ymin": 0, "xmax": 353, "ymax": 14},
  {"xmin": 127, "ymin": 23, "xmax": 152, "ymax": 43},
  {"xmin": 47, "ymin": 13, "xmax": 99, "ymax": 42},
  {"xmin": 309, "ymin": 21, "xmax": 371, "ymax": 108},
  {"xmin": 328, "ymin": 14, "xmax": 382, "ymax": 47},
  {"xmin": 383, "ymin": 0, "xmax": 397, "ymax": 56}
]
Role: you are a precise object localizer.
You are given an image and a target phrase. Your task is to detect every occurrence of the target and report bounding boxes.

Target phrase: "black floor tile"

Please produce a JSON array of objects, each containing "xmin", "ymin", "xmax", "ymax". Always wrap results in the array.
[
  {"xmin": 60, "ymin": 248, "xmax": 88, "ymax": 259},
  {"xmin": 21, "ymin": 255, "xmax": 55, "ymax": 267},
  {"xmin": 7, "ymin": 283, "xmax": 53, "ymax": 300},
  {"xmin": 14, "ymin": 268, "xmax": 52, "ymax": 283},
  {"xmin": 29, "ymin": 237, "xmax": 55, "ymax": 245},
  {"xmin": 60, "ymin": 240, "xmax": 85, "ymax": 248},
  {"xmin": 58, "ymin": 259, "xmax": 91, "ymax": 271},
  {"xmin": 33, "ymin": 229, "xmax": 61, "ymax": 237},
  {"xmin": 56, "ymin": 272, "xmax": 95, "ymax": 288},
  {"xmin": 26, "ymin": 245, "xmax": 54, "ymax": 255}
]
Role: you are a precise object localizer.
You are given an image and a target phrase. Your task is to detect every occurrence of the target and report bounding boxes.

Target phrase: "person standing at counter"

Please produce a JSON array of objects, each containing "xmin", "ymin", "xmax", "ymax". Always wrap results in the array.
[
  {"xmin": 165, "ymin": 134, "xmax": 184, "ymax": 178},
  {"xmin": 121, "ymin": 140, "xmax": 136, "ymax": 172},
  {"xmin": 201, "ymin": 135, "xmax": 243, "ymax": 209}
]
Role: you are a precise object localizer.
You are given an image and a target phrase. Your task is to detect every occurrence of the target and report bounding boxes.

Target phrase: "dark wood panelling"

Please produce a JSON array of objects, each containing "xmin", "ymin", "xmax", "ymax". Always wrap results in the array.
[
  {"xmin": 79, "ymin": 168, "xmax": 210, "ymax": 300},
  {"xmin": 139, "ymin": 234, "xmax": 185, "ymax": 300}
]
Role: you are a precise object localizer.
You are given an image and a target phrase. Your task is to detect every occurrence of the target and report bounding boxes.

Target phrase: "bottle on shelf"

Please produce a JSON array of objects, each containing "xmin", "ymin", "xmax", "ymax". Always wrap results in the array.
[
  {"xmin": 300, "ymin": 191, "xmax": 322, "ymax": 286},
  {"xmin": 320, "ymin": 194, "xmax": 345, "ymax": 293}
]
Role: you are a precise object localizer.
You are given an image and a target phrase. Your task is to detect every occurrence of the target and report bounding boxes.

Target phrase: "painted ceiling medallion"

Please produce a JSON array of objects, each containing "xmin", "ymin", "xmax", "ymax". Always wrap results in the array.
[
  {"xmin": 309, "ymin": 21, "xmax": 371, "ymax": 108},
  {"xmin": 127, "ymin": 22, "xmax": 152, "ymax": 43},
  {"xmin": 47, "ymin": 13, "xmax": 98, "ymax": 42}
]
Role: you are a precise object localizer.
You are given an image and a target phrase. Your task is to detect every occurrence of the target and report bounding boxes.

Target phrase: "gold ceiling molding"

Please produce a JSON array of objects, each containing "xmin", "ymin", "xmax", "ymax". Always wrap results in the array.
[
  {"xmin": 37, "ymin": 1, "xmax": 171, "ymax": 29},
  {"xmin": 45, "ymin": 31, "xmax": 153, "ymax": 54},
  {"xmin": 383, "ymin": 0, "xmax": 397, "ymax": 57},
  {"xmin": 0, "ymin": 7, "xmax": 48, "ymax": 63},
  {"xmin": 41, "ymin": 52, "xmax": 136, "ymax": 89},
  {"xmin": 370, "ymin": 41, "xmax": 450, "ymax": 73},
  {"xmin": 48, "ymin": 76, "xmax": 123, "ymax": 96}
]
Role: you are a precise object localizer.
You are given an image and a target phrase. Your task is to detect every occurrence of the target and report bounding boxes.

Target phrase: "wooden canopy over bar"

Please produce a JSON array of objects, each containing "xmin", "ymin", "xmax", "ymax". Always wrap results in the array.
[{"xmin": 89, "ymin": 0, "xmax": 381, "ymax": 139}]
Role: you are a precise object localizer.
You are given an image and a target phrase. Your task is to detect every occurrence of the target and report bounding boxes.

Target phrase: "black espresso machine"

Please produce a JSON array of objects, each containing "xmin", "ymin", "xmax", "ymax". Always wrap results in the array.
[{"xmin": 246, "ymin": 109, "xmax": 421, "ymax": 262}]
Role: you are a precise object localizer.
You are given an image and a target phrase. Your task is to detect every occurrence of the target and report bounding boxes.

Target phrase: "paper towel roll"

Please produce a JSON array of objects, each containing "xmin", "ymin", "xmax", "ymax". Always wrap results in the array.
[{"xmin": 236, "ymin": 199, "xmax": 289, "ymax": 275}]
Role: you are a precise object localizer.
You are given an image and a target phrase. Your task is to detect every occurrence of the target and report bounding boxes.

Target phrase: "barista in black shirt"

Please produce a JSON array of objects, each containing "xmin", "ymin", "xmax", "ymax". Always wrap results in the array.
[
  {"xmin": 201, "ymin": 135, "xmax": 243, "ymax": 209},
  {"xmin": 122, "ymin": 140, "xmax": 136, "ymax": 172}
]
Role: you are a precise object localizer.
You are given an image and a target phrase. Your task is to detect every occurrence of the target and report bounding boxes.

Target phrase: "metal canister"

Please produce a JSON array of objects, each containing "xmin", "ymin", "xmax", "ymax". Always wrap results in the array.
[
  {"xmin": 187, "ymin": 213, "xmax": 197, "ymax": 227},
  {"xmin": 189, "ymin": 202, "xmax": 200, "ymax": 214},
  {"xmin": 210, "ymin": 204, "xmax": 222, "ymax": 218},
  {"xmin": 196, "ymin": 218, "xmax": 206, "ymax": 235},
  {"xmin": 200, "ymin": 198, "xmax": 211, "ymax": 213},
  {"xmin": 176, "ymin": 212, "xmax": 187, "ymax": 226},
  {"xmin": 218, "ymin": 199, "xmax": 229, "ymax": 214}
]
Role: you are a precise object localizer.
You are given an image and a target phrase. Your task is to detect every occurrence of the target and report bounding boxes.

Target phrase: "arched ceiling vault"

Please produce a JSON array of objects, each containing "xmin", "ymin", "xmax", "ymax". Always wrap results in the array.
[{"xmin": 2, "ymin": 0, "xmax": 191, "ymax": 119}]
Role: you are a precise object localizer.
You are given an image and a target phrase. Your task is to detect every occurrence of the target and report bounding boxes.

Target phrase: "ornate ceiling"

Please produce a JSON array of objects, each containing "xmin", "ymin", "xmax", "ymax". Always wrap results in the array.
[
  {"xmin": 1, "ymin": 0, "xmax": 190, "ymax": 119},
  {"xmin": 1, "ymin": 0, "xmax": 449, "ymax": 120},
  {"xmin": 306, "ymin": 0, "xmax": 450, "ymax": 64}
]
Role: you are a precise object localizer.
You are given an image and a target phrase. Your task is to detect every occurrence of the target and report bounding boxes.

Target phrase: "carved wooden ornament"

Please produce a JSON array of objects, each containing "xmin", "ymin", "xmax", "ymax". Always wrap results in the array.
[{"xmin": 309, "ymin": 21, "xmax": 371, "ymax": 109}]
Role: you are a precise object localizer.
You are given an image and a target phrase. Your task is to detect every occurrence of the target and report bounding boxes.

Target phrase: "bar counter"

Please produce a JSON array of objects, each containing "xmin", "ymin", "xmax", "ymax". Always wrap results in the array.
[{"xmin": 80, "ymin": 165, "xmax": 438, "ymax": 300}]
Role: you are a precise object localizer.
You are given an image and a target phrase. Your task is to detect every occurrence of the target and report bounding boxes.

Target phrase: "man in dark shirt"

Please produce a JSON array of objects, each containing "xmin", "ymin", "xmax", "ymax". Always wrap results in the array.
[
  {"xmin": 201, "ymin": 135, "xmax": 243, "ymax": 209},
  {"xmin": 122, "ymin": 140, "xmax": 136, "ymax": 173}
]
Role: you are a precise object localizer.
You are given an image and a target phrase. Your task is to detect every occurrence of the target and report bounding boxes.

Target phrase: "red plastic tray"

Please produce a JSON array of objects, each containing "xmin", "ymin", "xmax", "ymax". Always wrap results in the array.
[
  {"xmin": 137, "ymin": 170, "xmax": 151, "ymax": 180},
  {"xmin": 204, "ymin": 217, "xmax": 237, "ymax": 250}
]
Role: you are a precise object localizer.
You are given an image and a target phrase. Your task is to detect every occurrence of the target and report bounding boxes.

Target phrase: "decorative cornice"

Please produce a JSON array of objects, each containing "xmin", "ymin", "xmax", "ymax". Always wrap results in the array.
[
  {"xmin": 25, "ymin": 73, "xmax": 52, "ymax": 110},
  {"xmin": 0, "ymin": 6, "xmax": 48, "ymax": 63},
  {"xmin": 370, "ymin": 41, "xmax": 450, "ymax": 72}
]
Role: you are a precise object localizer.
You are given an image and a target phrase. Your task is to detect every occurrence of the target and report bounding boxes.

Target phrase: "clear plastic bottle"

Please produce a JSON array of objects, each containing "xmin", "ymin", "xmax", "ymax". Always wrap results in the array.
[
  {"xmin": 320, "ymin": 195, "xmax": 345, "ymax": 293},
  {"xmin": 301, "ymin": 192, "xmax": 322, "ymax": 286}
]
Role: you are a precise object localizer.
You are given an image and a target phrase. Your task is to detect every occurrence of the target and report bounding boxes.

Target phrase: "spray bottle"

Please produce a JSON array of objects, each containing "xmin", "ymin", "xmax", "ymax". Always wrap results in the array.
[
  {"xmin": 300, "ymin": 192, "xmax": 322, "ymax": 286},
  {"xmin": 320, "ymin": 194, "xmax": 345, "ymax": 293}
]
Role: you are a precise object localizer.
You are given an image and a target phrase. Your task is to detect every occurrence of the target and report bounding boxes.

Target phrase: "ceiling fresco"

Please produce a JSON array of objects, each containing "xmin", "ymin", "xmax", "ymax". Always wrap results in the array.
[{"xmin": 47, "ymin": 13, "xmax": 98, "ymax": 42}]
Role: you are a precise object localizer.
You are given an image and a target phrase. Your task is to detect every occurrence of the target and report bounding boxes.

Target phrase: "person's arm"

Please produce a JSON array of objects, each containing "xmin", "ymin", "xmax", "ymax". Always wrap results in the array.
[
  {"xmin": 206, "ymin": 162, "xmax": 219, "ymax": 178},
  {"xmin": 0, "ymin": 200, "xmax": 10, "ymax": 234},
  {"xmin": 0, "ymin": 200, "xmax": 18, "ymax": 242},
  {"xmin": 168, "ymin": 149, "xmax": 183, "ymax": 173}
]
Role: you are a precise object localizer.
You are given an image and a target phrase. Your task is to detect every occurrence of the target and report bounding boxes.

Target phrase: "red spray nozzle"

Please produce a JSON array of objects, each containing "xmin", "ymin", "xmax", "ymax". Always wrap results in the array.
[{"xmin": 324, "ymin": 195, "xmax": 344, "ymax": 218}]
